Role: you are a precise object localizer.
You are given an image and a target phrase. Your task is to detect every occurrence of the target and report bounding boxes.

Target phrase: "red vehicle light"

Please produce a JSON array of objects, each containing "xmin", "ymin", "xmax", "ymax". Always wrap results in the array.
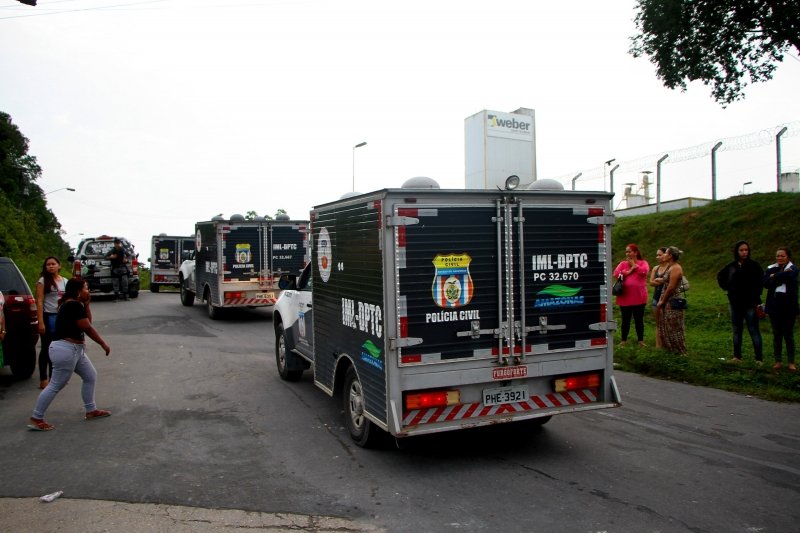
[
  {"xmin": 553, "ymin": 373, "xmax": 600, "ymax": 393},
  {"xmin": 405, "ymin": 390, "xmax": 460, "ymax": 410},
  {"xmin": 72, "ymin": 259, "xmax": 82, "ymax": 279},
  {"xmin": 224, "ymin": 291, "xmax": 244, "ymax": 299},
  {"xmin": 131, "ymin": 257, "xmax": 138, "ymax": 275},
  {"xmin": 401, "ymin": 354, "xmax": 421, "ymax": 364}
]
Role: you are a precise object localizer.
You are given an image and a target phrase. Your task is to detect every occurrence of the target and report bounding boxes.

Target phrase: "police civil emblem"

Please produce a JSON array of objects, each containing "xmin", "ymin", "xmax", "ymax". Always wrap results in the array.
[{"xmin": 432, "ymin": 253, "xmax": 473, "ymax": 308}]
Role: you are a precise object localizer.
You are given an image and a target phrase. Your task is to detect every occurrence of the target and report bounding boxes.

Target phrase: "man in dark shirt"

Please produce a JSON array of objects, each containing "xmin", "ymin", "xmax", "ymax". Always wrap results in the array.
[{"xmin": 105, "ymin": 239, "xmax": 130, "ymax": 301}]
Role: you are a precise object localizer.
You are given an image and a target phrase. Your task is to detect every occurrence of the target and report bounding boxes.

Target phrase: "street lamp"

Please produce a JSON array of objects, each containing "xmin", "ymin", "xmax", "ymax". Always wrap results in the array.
[
  {"xmin": 352, "ymin": 141, "xmax": 367, "ymax": 192},
  {"xmin": 741, "ymin": 181, "xmax": 753, "ymax": 195},
  {"xmin": 44, "ymin": 187, "xmax": 76, "ymax": 196},
  {"xmin": 604, "ymin": 158, "xmax": 616, "ymax": 192}
]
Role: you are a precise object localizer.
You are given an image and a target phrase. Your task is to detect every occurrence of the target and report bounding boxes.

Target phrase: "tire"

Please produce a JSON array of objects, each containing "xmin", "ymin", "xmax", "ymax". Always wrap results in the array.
[
  {"xmin": 128, "ymin": 279, "xmax": 139, "ymax": 299},
  {"xmin": 206, "ymin": 290, "xmax": 219, "ymax": 320},
  {"xmin": 6, "ymin": 338, "xmax": 36, "ymax": 380},
  {"xmin": 343, "ymin": 366, "xmax": 383, "ymax": 448},
  {"xmin": 179, "ymin": 276, "xmax": 194, "ymax": 307},
  {"xmin": 150, "ymin": 284, "xmax": 160, "ymax": 293},
  {"xmin": 275, "ymin": 322, "xmax": 303, "ymax": 381}
]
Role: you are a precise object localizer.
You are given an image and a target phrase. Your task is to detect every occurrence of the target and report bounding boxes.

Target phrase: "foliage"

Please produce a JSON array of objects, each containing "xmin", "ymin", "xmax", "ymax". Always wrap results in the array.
[
  {"xmin": 612, "ymin": 192, "xmax": 800, "ymax": 401},
  {"xmin": 0, "ymin": 111, "xmax": 71, "ymax": 285},
  {"xmin": 630, "ymin": 0, "xmax": 800, "ymax": 105}
]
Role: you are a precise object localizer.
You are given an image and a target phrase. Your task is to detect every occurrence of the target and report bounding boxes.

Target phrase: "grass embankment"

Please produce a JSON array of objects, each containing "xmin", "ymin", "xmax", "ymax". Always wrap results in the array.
[{"xmin": 611, "ymin": 192, "xmax": 800, "ymax": 402}]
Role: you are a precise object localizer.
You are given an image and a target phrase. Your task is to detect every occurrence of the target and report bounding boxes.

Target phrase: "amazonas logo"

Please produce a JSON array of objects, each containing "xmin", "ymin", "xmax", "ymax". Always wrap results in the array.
[
  {"xmin": 360, "ymin": 340, "xmax": 384, "ymax": 372},
  {"xmin": 534, "ymin": 285, "xmax": 585, "ymax": 309}
]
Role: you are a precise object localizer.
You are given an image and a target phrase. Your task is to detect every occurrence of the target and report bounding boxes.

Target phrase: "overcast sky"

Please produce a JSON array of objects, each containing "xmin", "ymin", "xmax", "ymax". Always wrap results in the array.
[{"xmin": 2, "ymin": 0, "xmax": 799, "ymax": 263}]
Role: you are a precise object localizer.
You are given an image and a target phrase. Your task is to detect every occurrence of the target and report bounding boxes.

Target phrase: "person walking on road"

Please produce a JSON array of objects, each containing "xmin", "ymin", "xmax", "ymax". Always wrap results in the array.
[
  {"xmin": 716, "ymin": 241, "xmax": 764, "ymax": 364},
  {"xmin": 763, "ymin": 247, "xmax": 798, "ymax": 372},
  {"xmin": 613, "ymin": 243, "xmax": 650, "ymax": 347},
  {"xmin": 35, "ymin": 256, "xmax": 67, "ymax": 389},
  {"xmin": 28, "ymin": 278, "xmax": 112, "ymax": 431}
]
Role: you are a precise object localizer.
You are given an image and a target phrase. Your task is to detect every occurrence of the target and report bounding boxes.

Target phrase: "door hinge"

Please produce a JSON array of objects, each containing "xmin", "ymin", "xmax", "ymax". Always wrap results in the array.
[
  {"xmin": 390, "ymin": 337, "xmax": 423, "ymax": 349},
  {"xmin": 587, "ymin": 215, "xmax": 616, "ymax": 226},
  {"xmin": 386, "ymin": 215, "xmax": 419, "ymax": 227},
  {"xmin": 590, "ymin": 321, "xmax": 617, "ymax": 332},
  {"xmin": 526, "ymin": 316, "xmax": 567, "ymax": 334}
]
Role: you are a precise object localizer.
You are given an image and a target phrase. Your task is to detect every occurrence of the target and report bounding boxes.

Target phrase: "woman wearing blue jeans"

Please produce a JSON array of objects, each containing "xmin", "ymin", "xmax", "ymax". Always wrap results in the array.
[{"xmin": 28, "ymin": 278, "xmax": 112, "ymax": 431}]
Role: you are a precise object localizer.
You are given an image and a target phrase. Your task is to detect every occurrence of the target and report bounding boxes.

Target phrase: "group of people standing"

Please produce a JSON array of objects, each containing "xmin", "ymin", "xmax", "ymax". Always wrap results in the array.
[
  {"xmin": 28, "ymin": 257, "xmax": 112, "ymax": 431},
  {"xmin": 717, "ymin": 242, "xmax": 798, "ymax": 371},
  {"xmin": 613, "ymin": 241, "xmax": 799, "ymax": 370},
  {"xmin": 614, "ymin": 244, "xmax": 687, "ymax": 354}
]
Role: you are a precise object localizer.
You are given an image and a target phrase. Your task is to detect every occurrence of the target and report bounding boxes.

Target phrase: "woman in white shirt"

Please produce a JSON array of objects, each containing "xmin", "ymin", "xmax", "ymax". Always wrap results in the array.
[{"xmin": 36, "ymin": 256, "xmax": 67, "ymax": 389}]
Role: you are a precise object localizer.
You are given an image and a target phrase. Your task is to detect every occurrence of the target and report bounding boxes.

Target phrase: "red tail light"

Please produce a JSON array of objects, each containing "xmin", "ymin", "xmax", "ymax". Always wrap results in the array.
[
  {"xmin": 405, "ymin": 390, "xmax": 460, "ymax": 410},
  {"xmin": 553, "ymin": 373, "xmax": 600, "ymax": 393},
  {"xmin": 72, "ymin": 259, "xmax": 82, "ymax": 279},
  {"xmin": 131, "ymin": 257, "xmax": 138, "ymax": 275}
]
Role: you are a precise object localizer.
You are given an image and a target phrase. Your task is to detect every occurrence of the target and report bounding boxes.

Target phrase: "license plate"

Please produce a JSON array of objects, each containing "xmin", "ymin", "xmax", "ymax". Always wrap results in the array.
[
  {"xmin": 483, "ymin": 385, "xmax": 528, "ymax": 406},
  {"xmin": 102, "ymin": 278, "xmax": 115, "ymax": 285},
  {"xmin": 256, "ymin": 292, "xmax": 275, "ymax": 300}
]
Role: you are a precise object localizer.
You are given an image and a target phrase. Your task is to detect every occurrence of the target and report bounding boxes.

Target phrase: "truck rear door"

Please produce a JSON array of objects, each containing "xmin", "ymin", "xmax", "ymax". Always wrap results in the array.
[
  {"xmin": 153, "ymin": 238, "xmax": 179, "ymax": 271},
  {"xmin": 268, "ymin": 223, "xmax": 307, "ymax": 277},
  {"xmin": 394, "ymin": 200, "xmax": 607, "ymax": 364},
  {"xmin": 222, "ymin": 224, "xmax": 263, "ymax": 282}
]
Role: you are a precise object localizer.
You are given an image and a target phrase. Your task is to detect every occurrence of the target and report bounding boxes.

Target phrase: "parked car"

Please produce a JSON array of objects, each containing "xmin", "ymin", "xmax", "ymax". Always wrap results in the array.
[
  {"xmin": 68, "ymin": 235, "xmax": 140, "ymax": 298},
  {"xmin": 0, "ymin": 257, "xmax": 39, "ymax": 379}
]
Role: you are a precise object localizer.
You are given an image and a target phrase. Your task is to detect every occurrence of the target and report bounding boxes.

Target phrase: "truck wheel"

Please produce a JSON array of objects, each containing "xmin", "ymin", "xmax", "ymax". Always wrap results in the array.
[
  {"xmin": 206, "ymin": 290, "xmax": 219, "ymax": 320},
  {"xmin": 150, "ymin": 284, "xmax": 160, "ymax": 293},
  {"xmin": 275, "ymin": 322, "xmax": 302, "ymax": 381},
  {"xmin": 343, "ymin": 366, "xmax": 383, "ymax": 448},
  {"xmin": 179, "ymin": 277, "xmax": 194, "ymax": 307}
]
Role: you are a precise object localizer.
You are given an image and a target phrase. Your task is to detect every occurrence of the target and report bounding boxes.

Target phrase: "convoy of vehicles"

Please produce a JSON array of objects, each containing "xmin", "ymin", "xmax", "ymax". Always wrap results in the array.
[
  {"xmin": 179, "ymin": 214, "xmax": 308, "ymax": 319},
  {"xmin": 0, "ymin": 256, "xmax": 39, "ymax": 379},
  {"xmin": 148, "ymin": 234, "xmax": 195, "ymax": 292},
  {"xmin": 273, "ymin": 178, "xmax": 621, "ymax": 446},
  {"xmin": 68, "ymin": 235, "xmax": 140, "ymax": 298}
]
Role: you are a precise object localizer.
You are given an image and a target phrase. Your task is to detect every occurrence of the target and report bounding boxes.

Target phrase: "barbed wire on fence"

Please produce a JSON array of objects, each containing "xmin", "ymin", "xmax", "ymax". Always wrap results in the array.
[{"xmin": 551, "ymin": 120, "xmax": 800, "ymax": 186}]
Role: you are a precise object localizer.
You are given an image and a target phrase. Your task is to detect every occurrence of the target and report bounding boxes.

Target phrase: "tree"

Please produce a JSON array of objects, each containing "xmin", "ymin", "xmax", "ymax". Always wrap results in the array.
[
  {"xmin": 0, "ymin": 111, "xmax": 69, "ymax": 264},
  {"xmin": 629, "ymin": 1, "xmax": 800, "ymax": 105}
]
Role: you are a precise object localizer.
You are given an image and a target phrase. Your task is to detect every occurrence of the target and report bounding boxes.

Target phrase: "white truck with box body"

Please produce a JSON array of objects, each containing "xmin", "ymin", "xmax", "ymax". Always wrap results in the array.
[
  {"xmin": 149, "ymin": 234, "xmax": 196, "ymax": 292},
  {"xmin": 273, "ymin": 178, "xmax": 621, "ymax": 447},
  {"xmin": 179, "ymin": 214, "xmax": 308, "ymax": 319}
]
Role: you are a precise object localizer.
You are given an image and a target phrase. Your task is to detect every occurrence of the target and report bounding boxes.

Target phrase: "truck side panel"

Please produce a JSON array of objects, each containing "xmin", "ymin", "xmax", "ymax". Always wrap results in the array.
[
  {"xmin": 195, "ymin": 222, "xmax": 221, "ymax": 303},
  {"xmin": 312, "ymin": 201, "xmax": 387, "ymax": 426}
]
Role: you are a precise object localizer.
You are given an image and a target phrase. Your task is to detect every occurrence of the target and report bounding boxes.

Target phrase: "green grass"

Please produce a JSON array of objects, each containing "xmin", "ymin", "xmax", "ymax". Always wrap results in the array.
[{"xmin": 611, "ymin": 192, "xmax": 800, "ymax": 402}]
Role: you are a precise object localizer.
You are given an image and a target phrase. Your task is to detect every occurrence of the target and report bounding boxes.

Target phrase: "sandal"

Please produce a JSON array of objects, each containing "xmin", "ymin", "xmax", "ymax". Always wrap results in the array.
[
  {"xmin": 28, "ymin": 418, "xmax": 54, "ymax": 431},
  {"xmin": 85, "ymin": 409, "xmax": 111, "ymax": 421}
]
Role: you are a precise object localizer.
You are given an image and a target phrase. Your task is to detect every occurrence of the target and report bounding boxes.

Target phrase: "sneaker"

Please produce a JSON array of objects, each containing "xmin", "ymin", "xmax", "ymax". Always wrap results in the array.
[
  {"xmin": 85, "ymin": 409, "xmax": 112, "ymax": 421},
  {"xmin": 789, "ymin": 364, "xmax": 797, "ymax": 372},
  {"xmin": 728, "ymin": 357, "xmax": 742, "ymax": 363},
  {"xmin": 773, "ymin": 362, "xmax": 782, "ymax": 370},
  {"xmin": 27, "ymin": 418, "xmax": 54, "ymax": 431}
]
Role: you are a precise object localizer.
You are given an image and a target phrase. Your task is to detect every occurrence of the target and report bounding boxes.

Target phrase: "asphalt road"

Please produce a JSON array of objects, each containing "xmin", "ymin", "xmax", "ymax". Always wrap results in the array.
[{"xmin": 1, "ymin": 292, "xmax": 798, "ymax": 532}]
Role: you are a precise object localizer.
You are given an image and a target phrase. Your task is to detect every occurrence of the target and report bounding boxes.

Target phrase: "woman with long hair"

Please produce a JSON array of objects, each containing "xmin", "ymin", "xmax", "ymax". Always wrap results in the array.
[
  {"xmin": 613, "ymin": 243, "xmax": 650, "ymax": 347},
  {"xmin": 35, "ymin": 256, "xmax": 67, "ymax": 389},
  {"xmin": 649, "ymin": 247, "xmax": 668, "ymax": 348},
  {"xmin": 656, "ymin": 246, "xmax": 687, "ymax": 355},
  {"xmin": 28, "ymin": 278, "xmax": 111, "ymax": 431}
]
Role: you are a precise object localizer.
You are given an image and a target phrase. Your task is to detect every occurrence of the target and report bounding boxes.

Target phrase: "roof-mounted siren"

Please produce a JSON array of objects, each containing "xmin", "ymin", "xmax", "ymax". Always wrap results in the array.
[
  {"xmin": 211, "ymin": 214, "xmax": 225, "ymax": 221},
  {"xmin": 229, "ymin": 214, "xmax": 245, "ymax": 223},
  {"xmin": 340, "ymin": 191, "xmax": 362, "ymax": 199},
  {"xmin": 276, "ymin": 214, "xmax": 290, "ymax": 221},
  {"xmin": 526, "ymin": 178, "xmax": 564, "ymax": 191},
  {"xmin": 402, "ymin": 176, "xmax": 440, "ymax": 189}
]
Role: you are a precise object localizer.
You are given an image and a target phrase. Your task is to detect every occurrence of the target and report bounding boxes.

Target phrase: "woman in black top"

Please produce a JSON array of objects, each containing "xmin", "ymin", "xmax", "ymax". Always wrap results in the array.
[
  {"xmin": 28, "ymin": 278, "xmax": 112, "ymax": 431},
  {"xmin": 763, "ymin": 247, "xmax": 799, "ymax": 372},
  {"xmin": 716, "ymin": 241, "xmax": 764, "ymax": 363}
]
